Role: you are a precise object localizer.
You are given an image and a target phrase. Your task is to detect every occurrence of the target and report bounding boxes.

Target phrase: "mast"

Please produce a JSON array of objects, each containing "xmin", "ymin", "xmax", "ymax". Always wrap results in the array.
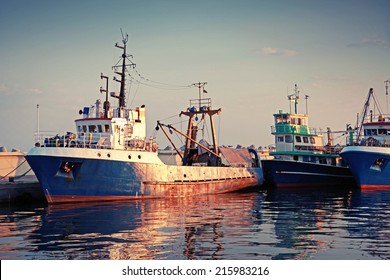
[
  {"xmin": 179, "ymin": 83, "xmax": 221, "ymax": 165},
  {"xmin": 288, "ymin": 84, "xmax": 300, "ymax": 114},
  {"xmin": 385, "ymin": 78, "xmax": 390, "ymax": 114},
  {"xmin": 112, "ymin": 31, "xmax": 135, "ymax": 117},
  {"xmin": 192, "ymin": 82, "xmax": 208, "ymax": 108},
  {"xmin": 100, "ymin": 73, "xmax": 109, "ymax": 118},
  {"xmin": 115, "ymin": 35, "xmax": 127, "ymax": 110},
  {"xmin": 305, "ymin": 94, "xmax": 309, "ymax": 115},
  {"xmin": 36, "ymin": 104, "xmax": 40, "ymax": 144}
]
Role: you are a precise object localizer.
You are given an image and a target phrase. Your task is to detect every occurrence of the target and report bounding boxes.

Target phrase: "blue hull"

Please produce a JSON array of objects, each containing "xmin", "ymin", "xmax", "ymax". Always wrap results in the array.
[
  {"xmin": 25, "ymin": 152, "xmax": 263, "ymax": 203},
  {"xmin": 262, "ymin": 159, "xmax": 356, "ymax": 188},
  {"xmin": 26, "ymin": 155, "xmax": 145, "ymax": 202},
  {"xmin": 340, "ymin": 146, "xmax": 390, "ymax": 189}
]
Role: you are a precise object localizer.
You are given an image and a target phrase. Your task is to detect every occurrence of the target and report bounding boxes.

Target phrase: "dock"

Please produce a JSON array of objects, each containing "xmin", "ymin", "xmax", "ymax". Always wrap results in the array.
[{"xmin": 0, "ymin": 175, "xmax": 45, "ymax": 204}]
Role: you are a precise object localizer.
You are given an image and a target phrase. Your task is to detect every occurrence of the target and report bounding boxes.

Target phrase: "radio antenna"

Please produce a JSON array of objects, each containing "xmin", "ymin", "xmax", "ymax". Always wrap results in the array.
[
  {"xmin": 385, "ymin": 79, "xmax": 390, "ymax": 114},
  {"xmin": 120, "ymin": 28, "xmax": 128, "ymax": 44}
]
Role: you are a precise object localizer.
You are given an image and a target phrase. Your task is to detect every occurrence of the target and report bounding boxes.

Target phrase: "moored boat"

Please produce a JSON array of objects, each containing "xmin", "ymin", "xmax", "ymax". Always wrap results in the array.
[
  {"xmin": 261, "ymin": 84, "xmax": 356, "ymax": 188},
  {"xmin": 340, "ymin": 86, "xmax": 390, "ymax": 190},
  {"xmin": 0, "ymin": 147, "xmax": 31, "ymax": 180},
  {"xmin": 25, "ymin": 35, "xmax": 263, "ymax": 204}
]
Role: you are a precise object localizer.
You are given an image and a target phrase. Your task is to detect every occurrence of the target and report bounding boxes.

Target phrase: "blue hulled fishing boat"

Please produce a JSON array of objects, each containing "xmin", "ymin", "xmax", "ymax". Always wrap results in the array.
[
  {"xmin": 341, "ymin": 86, "xmax": 390, "ymax": 190},
  {"xmin": 25, "ymin": 35, "xmax": 263, "ymax": 203}
]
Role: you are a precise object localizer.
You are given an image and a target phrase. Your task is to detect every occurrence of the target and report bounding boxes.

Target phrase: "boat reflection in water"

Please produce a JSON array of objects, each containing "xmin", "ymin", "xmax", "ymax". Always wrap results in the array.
[
  {"xmin": 264, "ymin": 188, "xmax": 390, "ymax": 259},
  {"xmin": 30, "ymin": 193, "xmax": 259, "ymax": 260},
  {"xmin": 4, "ymin": 189, "xmax": 390, "ymax": 260}
]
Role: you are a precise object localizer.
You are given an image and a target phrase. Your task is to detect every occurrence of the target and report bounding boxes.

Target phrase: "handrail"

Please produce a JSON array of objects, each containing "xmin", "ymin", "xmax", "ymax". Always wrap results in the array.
[
  {"xmin": 34, "ymin": 131, "xmax": 158, "ymax": 151},
  {"xmin": 271, "ymin": 125, "xmax": 322, "ymax": 135}
]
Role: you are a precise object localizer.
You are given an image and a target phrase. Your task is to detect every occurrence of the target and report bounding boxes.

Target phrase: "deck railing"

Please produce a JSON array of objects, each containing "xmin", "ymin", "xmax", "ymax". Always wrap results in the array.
[
  {"xmin": 271, "ymin": 125, "xmax": 321, "ymax": 135},
  {"xmin": 189, "ymin": 98, "xmax": 212, "ymax": 111},
  {"xmin": 34, "ymin": 131, "xmax": 158, "ymax": 152}
]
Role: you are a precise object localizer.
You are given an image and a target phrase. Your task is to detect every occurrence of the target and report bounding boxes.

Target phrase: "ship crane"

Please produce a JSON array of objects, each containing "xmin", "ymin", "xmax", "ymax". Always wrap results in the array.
[{"xmin": 356, "ymin": 88, "xmax": 383, "ymax": 142}]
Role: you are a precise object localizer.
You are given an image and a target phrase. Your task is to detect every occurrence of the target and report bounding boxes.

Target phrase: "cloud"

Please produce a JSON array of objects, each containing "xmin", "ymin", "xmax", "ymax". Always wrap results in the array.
[
  {"xmin": 347, "ymin": 38, "xmax": 390, "ymax": 49},
  {"xmin": 0, "ymin": 83, "xmax": 44, "ymax": 97},
  {"xmin": 261, "ymin": 47, "xmax": 297, "ymax": 57},
  {"xmin": 30, "ymin": 88, "xmax": 43, "ymax": 95}
]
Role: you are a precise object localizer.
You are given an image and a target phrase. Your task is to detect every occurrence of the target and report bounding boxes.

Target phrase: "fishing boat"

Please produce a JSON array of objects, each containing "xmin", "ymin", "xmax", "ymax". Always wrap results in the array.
[
  {"xmin": 340, "ymin": 86, "xmax": 390, "ymax": 190},
  {"xmin": 25, "ymin": 35, "xmax": 263, "ymax": 204},
  {"xmin": 261, "ymin": 85, "xmax": 355, "ymax": 188}
]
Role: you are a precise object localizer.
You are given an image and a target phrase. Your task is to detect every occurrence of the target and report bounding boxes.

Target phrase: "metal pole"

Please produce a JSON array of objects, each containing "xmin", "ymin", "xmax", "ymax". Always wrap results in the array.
[
  {"xmin": 192, "ymin": 82, "xmax": 207, "ymax": 109},
  {"xmin": 36, "ymin": 104, "xmax": 40, "ymax": 144},
  {"xmin": 385, "ymin": 79, "xmax": 389, "ymax": 114},
  {"xmin": 157, "ymin": 122, "xmax": 183, "ymax": 160}
]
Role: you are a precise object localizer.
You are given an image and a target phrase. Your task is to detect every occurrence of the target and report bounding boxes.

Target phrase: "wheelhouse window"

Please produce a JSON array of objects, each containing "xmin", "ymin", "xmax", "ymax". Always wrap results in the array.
[
  {"xmin": 285, "ymin": 135, "xmax": 293, "ymax": 143},
  {"xmin": 295, "ymin": 136, "xmax": 302, "ymax": 143},
  {"xmin": 310, "ymin": 137, "xmax": 315, "ymax": 144},
  {"xmin": 275, "ymin": 114, "xmax": 290, "ymax": 124},
  {"xmin": 104, "ymin": 124, "xmax": 110, "ymax": 133},
  {"xmin": 88, "ymin": 125, "xmax": 97, "ymax": 133},
  {"xmin": 277, "ymin": 136, "xmax": 284, "ymax": 142},
  {"xmin": 303, "ymin": 136, "xmax": 309, "ymax": 143}
]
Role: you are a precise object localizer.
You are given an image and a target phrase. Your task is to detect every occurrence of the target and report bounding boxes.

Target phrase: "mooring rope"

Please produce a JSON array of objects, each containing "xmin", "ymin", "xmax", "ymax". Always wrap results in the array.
[{"xmin": 0, "ymin": 159, "xmax": 29, "ymax": 181}]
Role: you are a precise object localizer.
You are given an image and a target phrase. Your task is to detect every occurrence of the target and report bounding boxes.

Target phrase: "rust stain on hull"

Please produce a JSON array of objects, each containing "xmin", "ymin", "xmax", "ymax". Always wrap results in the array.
[
  {"xmin": 46, "ymin": 177, "xmax": 260, "ymax": 203},
  {"xmin": 143, "ymin": 177, "xmax": 259, "ymax": 197}
]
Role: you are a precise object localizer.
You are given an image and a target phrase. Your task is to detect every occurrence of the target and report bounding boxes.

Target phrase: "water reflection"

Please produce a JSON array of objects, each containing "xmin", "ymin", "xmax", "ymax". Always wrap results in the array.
[
  {"xmin": 0, "ymin": 189, "xmax": 389, "ymax": 260},
  {"xmin": 262, "ymin": 189, "xmax": 390, "ymax": 259},
  {"xmin": 27, "ymin": 193, "xmax": 260, "ymax": 260}
]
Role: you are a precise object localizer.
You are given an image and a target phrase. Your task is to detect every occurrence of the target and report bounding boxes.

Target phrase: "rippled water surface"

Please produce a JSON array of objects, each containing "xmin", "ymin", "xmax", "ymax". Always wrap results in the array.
[{"xmin": 1, "ymin": 188, "xmax": 389, "ymax": 260}]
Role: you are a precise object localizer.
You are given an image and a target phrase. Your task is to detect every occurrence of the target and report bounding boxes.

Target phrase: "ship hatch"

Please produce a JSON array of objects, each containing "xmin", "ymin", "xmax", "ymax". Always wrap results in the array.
[{"xmin": 56, "ymin": 161, "xmax": 82, "ymax": 179}]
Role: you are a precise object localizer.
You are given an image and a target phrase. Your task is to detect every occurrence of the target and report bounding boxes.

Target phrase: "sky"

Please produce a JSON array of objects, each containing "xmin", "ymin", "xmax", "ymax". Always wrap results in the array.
[{"xmin": 1, "ymin": 0, "xmax": 390, "ymax": 152}]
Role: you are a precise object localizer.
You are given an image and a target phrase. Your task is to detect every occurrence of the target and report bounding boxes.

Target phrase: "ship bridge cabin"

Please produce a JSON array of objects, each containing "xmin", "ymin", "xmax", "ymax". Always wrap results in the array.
[
  {"xmin": 73, "ymin": 99, "xmax": 154, "ymax": 151},
  {"xmin": 361, "ymin": 114, "xmax": 390, "ymax": 146},
  {"xmin": 271, "ymin": 110, "xmax": 325, "ymax": 154}
]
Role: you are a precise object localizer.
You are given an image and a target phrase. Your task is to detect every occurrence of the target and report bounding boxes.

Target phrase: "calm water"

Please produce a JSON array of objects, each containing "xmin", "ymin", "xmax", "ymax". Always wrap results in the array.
[{"xmin": 0, "ymin": 188, "xmax": 389, "ymax": 260}]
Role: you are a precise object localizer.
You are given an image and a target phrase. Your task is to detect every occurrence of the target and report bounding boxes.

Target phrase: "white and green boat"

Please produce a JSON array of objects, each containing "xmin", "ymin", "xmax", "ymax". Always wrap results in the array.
[{"xmin": 261, "ymin": 85, "xmax": 356, "ymax": 188}]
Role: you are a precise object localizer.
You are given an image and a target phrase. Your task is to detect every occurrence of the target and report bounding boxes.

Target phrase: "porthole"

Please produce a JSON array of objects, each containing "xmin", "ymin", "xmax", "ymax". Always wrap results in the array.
[
  {"xmin": 97, "ymin": 153, "xmax": 101, "ymax": 157},
  {"xmin": 128, "ymin": 155, "xmax": 132, "ymax": 159},
  {"xmin": 107, "ymin": 153, "xmax": 111, "ymax": 158},
  {"xmin": 138, "ymin": 155, "xmax": 141, "ymax": 159},
  {"xmin": 184, "ymin": 174, "xmax": 187, "ymax": 178}
]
